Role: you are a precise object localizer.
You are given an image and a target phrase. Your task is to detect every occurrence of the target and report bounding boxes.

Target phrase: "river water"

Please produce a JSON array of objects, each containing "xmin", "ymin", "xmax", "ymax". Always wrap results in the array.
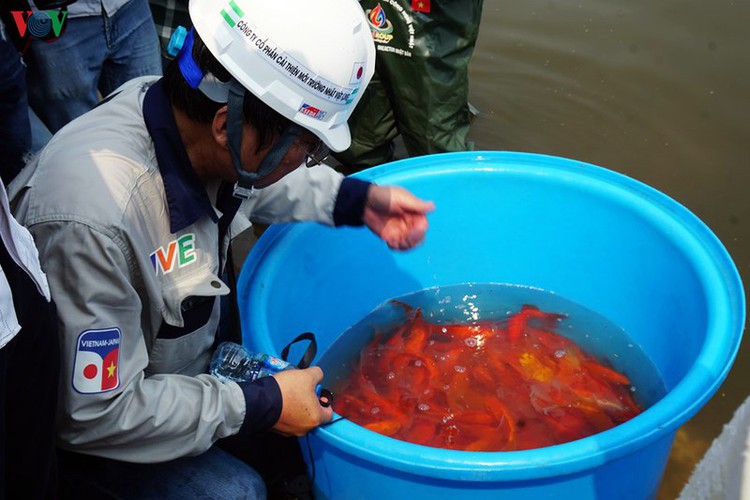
[{"xmin": 466, "ymin": 0, "xmax": 749, "ymax": 497}]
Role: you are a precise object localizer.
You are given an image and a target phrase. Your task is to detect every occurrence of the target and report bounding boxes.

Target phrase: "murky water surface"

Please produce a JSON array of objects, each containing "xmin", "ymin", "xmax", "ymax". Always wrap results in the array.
[{"xmin": 467, "ymin": 1, "xmax": 749, "ymax": 497}]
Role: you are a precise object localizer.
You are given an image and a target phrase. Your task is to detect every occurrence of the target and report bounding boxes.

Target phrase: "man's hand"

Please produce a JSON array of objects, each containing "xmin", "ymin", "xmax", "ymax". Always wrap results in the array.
[
  {"xmin": 363, "ymin": 185, "xmax": 435, "ymax": 250},
  {"xmin": 271, "ymin": 367, "xmax": 333, "ymax": 437}
]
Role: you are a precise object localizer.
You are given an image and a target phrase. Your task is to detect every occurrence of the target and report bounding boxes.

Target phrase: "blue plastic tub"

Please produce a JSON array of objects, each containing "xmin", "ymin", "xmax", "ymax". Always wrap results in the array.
[{"xmin": 237, "ymin": 152, "xmax": 745, "ymax": 499}]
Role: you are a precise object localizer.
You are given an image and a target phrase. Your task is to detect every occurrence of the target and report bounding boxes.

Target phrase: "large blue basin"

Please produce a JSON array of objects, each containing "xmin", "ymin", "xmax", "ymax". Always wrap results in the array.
[{"xmin": 237, "ymin": 151, "xmax": 745, "ymax": 499}]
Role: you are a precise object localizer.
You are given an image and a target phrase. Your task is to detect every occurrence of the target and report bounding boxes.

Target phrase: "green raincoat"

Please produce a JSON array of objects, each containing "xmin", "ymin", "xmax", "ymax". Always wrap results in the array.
[{"xmin": 335, "ymin": 0, "xmax": 484, "ymax": 171}]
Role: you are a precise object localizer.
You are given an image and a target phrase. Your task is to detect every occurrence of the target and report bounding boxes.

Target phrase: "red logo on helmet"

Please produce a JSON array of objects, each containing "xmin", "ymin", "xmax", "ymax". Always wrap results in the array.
[{"xmin": 299, "ymin": 104, "xmax": 327, "ymax": 120}]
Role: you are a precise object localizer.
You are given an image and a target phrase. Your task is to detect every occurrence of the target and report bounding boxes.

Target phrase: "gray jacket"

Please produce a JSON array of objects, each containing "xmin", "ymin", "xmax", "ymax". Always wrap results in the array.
[{"xmin": 9, "ymin": 76, "xmax": 367, "ymax": 462}]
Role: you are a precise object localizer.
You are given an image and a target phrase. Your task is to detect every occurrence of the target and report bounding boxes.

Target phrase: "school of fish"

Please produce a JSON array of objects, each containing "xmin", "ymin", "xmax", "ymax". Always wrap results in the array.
[{"xmin": 333, "ymin": 303, "xmax": 642, "ymax": 451}]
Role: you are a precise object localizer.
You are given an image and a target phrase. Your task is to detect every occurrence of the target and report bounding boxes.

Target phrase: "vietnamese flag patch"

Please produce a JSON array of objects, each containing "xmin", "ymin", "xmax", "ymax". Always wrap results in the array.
[
  {"xmin": 411, "ymin": 0, "xmax": 430, "ymax": 13},
  {"xmin": 73, "ymin": 327, "xmax": 121, "ymax": 394}
]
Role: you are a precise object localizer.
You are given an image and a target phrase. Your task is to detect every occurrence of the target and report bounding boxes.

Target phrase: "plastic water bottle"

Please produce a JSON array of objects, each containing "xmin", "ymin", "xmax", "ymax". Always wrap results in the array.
[{"xmin": 209, "ymin": 341, "xmax": 292, "ymax": 383}]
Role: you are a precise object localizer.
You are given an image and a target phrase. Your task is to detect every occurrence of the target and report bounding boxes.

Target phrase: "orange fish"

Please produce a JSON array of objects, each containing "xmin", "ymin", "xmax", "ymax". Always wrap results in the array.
[{"xmin": 333, "ymin": 304, "xmax": 642, "ymax": 452}]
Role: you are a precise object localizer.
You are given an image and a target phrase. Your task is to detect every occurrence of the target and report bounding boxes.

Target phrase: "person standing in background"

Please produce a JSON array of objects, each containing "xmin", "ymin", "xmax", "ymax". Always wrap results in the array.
[
  {"xmin": 334, "ymin": 0, "xmax": 484, "ymax": 173},
  {"xmin": 147, "ymin": 0, "xmax": 189, "ymax": 59},
  {"xmin": 16, "ymin": 0, "xmax": 162, "ymax": 133},
  {"xmin": 0, "ymin": 34, "xmax": 32, "ymax": 186},
  {"xmin": 0, "ymin": 28, "xmax": 60, "ymax": 500},
  {"xmin": 0, "ymin": 182, "xmax": 60, "ymax": 500}
]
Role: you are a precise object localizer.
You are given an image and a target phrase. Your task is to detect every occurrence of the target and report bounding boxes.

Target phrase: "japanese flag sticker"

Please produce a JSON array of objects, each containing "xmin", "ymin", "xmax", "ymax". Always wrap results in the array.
[
  {"xmin": 349, "ymin": 62, "xmax": 366, "ymax": 85},
  {"xmin": 72, "ymin": 328, "xmax": 121, "ymax": 394}
]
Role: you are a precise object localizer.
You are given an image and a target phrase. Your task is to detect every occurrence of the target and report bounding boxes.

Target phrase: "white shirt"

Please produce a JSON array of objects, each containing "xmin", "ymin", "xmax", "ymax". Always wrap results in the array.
[{"xmin": 0, "ymin": 183, "xmax": 50, "ymax": 349}]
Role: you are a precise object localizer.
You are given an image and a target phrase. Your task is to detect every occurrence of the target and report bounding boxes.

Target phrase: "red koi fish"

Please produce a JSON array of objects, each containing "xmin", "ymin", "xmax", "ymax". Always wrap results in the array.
[{"xmin": 333, "ymin": 304, "xmax": 643, "ymax": 452}]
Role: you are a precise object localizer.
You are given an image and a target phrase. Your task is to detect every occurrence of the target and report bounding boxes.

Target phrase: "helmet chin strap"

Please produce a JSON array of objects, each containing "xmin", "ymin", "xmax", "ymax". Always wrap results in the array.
[
  {"xmin": 226, "ymin": 80, "xmax": 303, "ymax": 198},
  {"xmin": 172, "ymin": 28, "xmax": 307, "ymax": 199}
]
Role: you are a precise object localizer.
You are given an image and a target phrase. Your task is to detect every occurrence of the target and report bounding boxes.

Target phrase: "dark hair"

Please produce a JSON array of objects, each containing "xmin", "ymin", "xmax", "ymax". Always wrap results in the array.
[{"xmin": 162, "ymin": 31, "xmax": 291, "ymax": 152}]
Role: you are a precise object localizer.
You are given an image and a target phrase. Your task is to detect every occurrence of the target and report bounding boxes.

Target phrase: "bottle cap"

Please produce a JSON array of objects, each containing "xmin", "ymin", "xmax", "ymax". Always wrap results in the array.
[{"xmin": 167, "ymin": 25, "xmax": 188, "ymax": 58}]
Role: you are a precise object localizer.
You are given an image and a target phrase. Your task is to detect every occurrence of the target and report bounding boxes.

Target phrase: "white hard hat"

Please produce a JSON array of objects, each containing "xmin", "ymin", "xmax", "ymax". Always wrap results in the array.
[{"xmin": 189, "ymin": 0, "xmax": 376, "ymax": 152}]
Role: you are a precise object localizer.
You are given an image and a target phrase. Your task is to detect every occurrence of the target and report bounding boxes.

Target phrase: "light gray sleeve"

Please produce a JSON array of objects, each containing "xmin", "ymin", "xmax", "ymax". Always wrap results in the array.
[
  {"xmin": 245, "ymin": 164, "xmax": 344, "ymax": 226},
  {"xmin": 31, "ymin": 220, "xmax": 247, "ymax": 463}
]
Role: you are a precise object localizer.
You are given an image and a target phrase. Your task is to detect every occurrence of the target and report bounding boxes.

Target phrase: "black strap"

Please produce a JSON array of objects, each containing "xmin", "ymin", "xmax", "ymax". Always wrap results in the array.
[
  {"xmin": 217, "ymin": 181, "xmax": 244, "ymax": 344},
  {"xmin": 221, "ymin": 245, "xmax": 242, "ymax": 345},
  {"xmin": 217, "ymin": 181, "xmax": 243, "ymax": 249},
  {"xmin": 280, "ymin": 332, "xmax": 317, "ymax": 369}
]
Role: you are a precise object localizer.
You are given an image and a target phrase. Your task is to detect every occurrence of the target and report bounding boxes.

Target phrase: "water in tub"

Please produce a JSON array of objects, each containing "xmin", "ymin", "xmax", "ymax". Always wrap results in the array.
[{"xmin": 317, "ymin": 283, "xmax": 667, "ymax": 450}]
